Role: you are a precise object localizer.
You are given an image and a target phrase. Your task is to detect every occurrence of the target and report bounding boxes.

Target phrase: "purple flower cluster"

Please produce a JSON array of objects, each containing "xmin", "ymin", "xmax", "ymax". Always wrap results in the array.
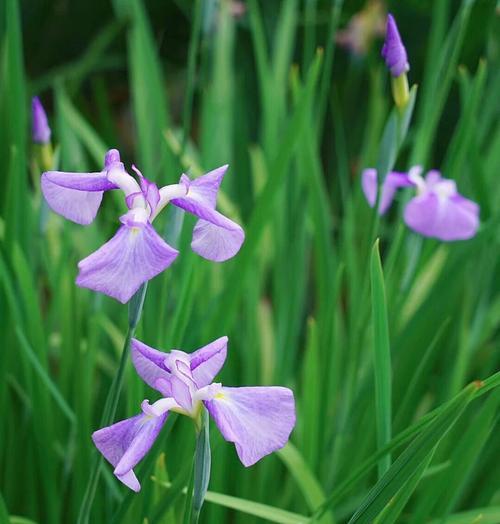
[
  {"xmin": 37, "ymin": 110, "xmax": 296, "ymax": 495},
  {"xmin": 93, "ymin": 336, "xmax": 295, "ymax": 491},
  {"xmin": 362, "ymin": 166, "xmax": 480, "ymax": 241},
  {"xmin": 41, "ymin": 149, "xmax": 245, "ymax": 303}
]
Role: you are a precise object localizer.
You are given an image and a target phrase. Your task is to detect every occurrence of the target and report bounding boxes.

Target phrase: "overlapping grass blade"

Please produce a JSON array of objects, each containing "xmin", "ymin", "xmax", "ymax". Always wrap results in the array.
[
  {"xmin": 346, "ymin": 383, "xmax": 478, "ymax": 524},
  {"xmin": 370, "ymin": 240, "xmax": 392, "ymax": 478}
]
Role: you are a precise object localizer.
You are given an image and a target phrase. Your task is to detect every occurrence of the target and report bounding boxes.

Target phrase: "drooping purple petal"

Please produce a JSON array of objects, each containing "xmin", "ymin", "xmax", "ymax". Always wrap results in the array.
[
  {"xmin": 131, "ymin": 338, "xmax": 172, "ymax": 396},
  {"xmin": 205, "ymin": 386, "xmax": 296, "ymax": 467},
  {"xmin": 191, "ymin": 216, "xmax": 245, "ymax": 262},
  {"xmin": 32, "ymin": 97, "xmax": 51, "ymax": 144},
  {"xmin": 381, "ymin": 14, "xmax": 409, "ymax": 77},
  {"xmin": 171, "ymin": 168, "xmax": 244, "ymax": 261},
  {"xmin": 362, "ymin": 168, "xmax": 413, "ymax": 215},
  {"xmin": 92, "ymin": 412, "xmax": 167, "ymax": 492},
  {"xmin": 190, "ymin": 336, "xmax": 228, "ymax": 388},
  {"xmin": 42, "ymin": 170, "xmax": 117, "ymax": 192},
  {"xmin": 403, "ymin": 192, "xmax": 479, "ymax": 241},
  {"xmin": 172, "ymin": 196, "xmax": 244, "ymax": 261},
  {"xmin": 183, "ymin": 165, "xmax": 228, "ymax": 208},
  {"xmin": 76, "ymin": 222, "xmax": 178, "ymax": 303},
  {"xmin": 41, "ymin": 171, "xmax": 116, "ymax": 225}
]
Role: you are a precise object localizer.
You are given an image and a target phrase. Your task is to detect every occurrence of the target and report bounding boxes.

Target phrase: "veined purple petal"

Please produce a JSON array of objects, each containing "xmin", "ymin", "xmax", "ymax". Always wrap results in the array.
[
  {"xmin": 190, "ymin": 336, "xmax": 228, "ymax": 388},
  {"xmin": 403, "ymin": 192, "xmax": 479, "ymax": 241},
  {"xmin": 76, "ymin": 223, "xmax": 178, "ymax": 303},
  {"xmin": 92, "ymin": 412, "xmax": 167, "ymax": 491},
  {"xmin": 32, "ymin": 97, "xmax": 51, "ymax": 144},
  {"xmin": 41, "ymin": 171, "xmax": 116, "ymax": 225},
  {"xmin": 184, "ymin": 165, "xmax": 228, "ymax": 208},
  {"xmin": 205, "ymin": 386, "xmax": 296, "ymax": 467},
  {"xmin": 42, "ymin": 170, "xmax": 117, "ymax": 191},
  {"xmin": 171, "ymin": 167, "xmax": 244, "ymax": 261},
  {"xmin": 362, "ymin": 168, "xmax": 412, "ymax": 215},
  {"xmin": 191, "ymin": 216, "xmax": 245, "ymax": 262},
  {"xmin": 172, "ymin": 195, "xmax": 244, "ymax": 261},
  {"xmin": 381, "ymin": 14, "xmax": 409, "ymax": 77},
  {"xmin": 131, "ymin": 338, "xmax": 173, "ymax": 396}
]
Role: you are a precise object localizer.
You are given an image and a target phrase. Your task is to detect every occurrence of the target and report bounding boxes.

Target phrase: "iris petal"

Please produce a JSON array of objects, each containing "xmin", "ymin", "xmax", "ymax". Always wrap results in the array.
[
  {"xmin": 205, "ymin": 386, "xmax": 295, "ymax": 467},
  {"xmin": 362, "ymin": 168, "xmax": 412, "ymax": 215},
  {"xmin": 131, "ymin": 339, "xmax": 173, "ymax": 396},
  {"xmin": 190, "ymin": 336, "xmax": 228, "ymax": 388},
  {"xmin": 404, "ymin": 192, "xmax": 479, "ymax": 241},
  {"xmin": 76, "ymin": 223, "xmax": 178, "ymax": 303},
  {"xmin": 92, "ymin": 412, "xmax": 167, "ymax": 492},
  {"xmin": 170, "ymin": 167, "xmax": 244, "ymax": 261},
  {"xmin": 41, "ymin": 171, "xmax": 115, "ymax": 225}
]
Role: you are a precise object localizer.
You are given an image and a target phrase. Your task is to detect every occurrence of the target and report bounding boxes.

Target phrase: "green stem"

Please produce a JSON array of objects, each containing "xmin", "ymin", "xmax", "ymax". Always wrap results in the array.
[
  {"xmin": 183, "ymin": 409, "xmax": 211, "ymax": 524},
  {"xmin": 76, "ymin": 283, "xmax": 148, "ymax": 524},
  {"xmin": 181, "ymin": 0, "xmax": 202, "ymax": 155}
]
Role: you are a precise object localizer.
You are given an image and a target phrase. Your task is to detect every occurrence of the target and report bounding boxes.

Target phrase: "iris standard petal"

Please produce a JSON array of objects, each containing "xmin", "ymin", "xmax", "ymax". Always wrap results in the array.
[
  {"xmin": 76, "ymin": 223, "xmax": 178, "ymax": 303},
  {"xmin": 205, "ymin": 386, "xmax": 296, "ymax": 467},
  {"xmin": 362, "ymin": 168, "xmax": 412, "ymax": 215},
  {"xmin": 171, "ymin": 168, "xmax": 244, "ymax": 261},
  {"xmin": 172, "ymin": 198, "xmax": 244, "ymax": 261},
  {"xmin": 131, "ymin": 338, "xmax": 172, "ymax": 395},
  {"xmin": 190, "ymin": 336, "xmax": 228, "ymax": 388},
  {"xmin": 403, "ymin": 192, "xmax": 479, "ymax": 241},
  {"xmin": 41, "ymin": 171, "xmax": 116, "ymax": 225},
  {"xmin": 92, "ymin": 412, "xmax": 167, "ymax": 492},
  {"xmin": 184, "ymin": 165, "xmax": 228, "ymax": 208}
]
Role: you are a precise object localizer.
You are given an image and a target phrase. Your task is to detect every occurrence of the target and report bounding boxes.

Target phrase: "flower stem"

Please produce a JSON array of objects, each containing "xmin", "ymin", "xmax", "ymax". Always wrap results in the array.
[
  {"xmin": 183, "ymin": 409, "xmax": 211, "ymax": 524},
  {"xmin": 76, "ymin": 283, "xmax": 148, "ymax": 524}
]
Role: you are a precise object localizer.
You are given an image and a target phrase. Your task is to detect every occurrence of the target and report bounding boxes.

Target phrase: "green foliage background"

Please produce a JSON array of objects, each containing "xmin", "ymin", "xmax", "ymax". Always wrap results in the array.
[{"xmin": 0, "ymin": 0, "xmax": 500, "ymax": 522}]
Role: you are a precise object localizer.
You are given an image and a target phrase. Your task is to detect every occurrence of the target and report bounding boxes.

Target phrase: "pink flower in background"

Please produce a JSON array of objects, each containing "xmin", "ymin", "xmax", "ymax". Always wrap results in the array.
[
  {"xmin": 336, "ymin": 0, "xmax": 386, "ymax": 56},
  {"xmin": 362, "ymin": 166, "xmax": 480, "ymax": 241}
]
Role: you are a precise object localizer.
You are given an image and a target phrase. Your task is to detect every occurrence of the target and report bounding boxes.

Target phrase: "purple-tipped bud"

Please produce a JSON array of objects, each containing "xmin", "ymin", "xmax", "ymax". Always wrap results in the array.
[
  {"xmin": 381, "ymin": 14, "xmax": 409, "ymax": 77},
  {"xmin": 32, "ymin": 97, "xmax": 51, "ymax": 144}
]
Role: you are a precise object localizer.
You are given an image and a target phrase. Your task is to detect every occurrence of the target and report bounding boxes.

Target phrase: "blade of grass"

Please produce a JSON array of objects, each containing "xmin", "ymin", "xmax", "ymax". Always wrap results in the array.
[
  {"xmin": 278, "ymin": 443, "xmax": 333, "ymax": 524},
  {"xmin": 153, "ymin": 477, "xmax": 309, "ymax": 524},
  {"xmin": 345, "ymin": 382, "xmax": 479, "ymax": 524},
  {"xmin": 427, "ymin": 507, "xmax": 500, "ymax": 524},
  {"xmin": 370, "ymin": 240, "xmax": 392, "ymax": 478},
  {"xmin": 15, "ymin": 327, "xmax": 76, "ymax": 425}
]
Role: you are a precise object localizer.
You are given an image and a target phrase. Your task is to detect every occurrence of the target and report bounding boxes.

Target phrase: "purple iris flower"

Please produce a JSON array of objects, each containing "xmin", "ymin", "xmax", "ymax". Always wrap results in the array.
[
  {"xmin": 92, "ymin": 336, "xmax": 296, "ymax": 491},
  {"xmin": 362, "ymin": 166, "xmax": 480, "ymax": 241},
  {"xmin": 381, "ymin": 14, "xmax": 409, "ymax": 77},
  {"xmin": 32, "ymin": 97, "xmax": 51, "ymax": 144},
  {"xmin": 362, "ymin": 168, "xmax": 413, "ymax": 214},
  {"xmin": 41, "ymin": 149, "xmax": 244, "ymax": 303}
]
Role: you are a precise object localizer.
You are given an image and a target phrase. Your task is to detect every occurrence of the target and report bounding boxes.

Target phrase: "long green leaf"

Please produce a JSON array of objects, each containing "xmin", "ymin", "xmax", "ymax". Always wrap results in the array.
[
  {"xmin": 346, "ymin": 383, "xmax": 478, "ymax": 524},
  {"xmin": 370, "ymin": 240, "xmax": 392, "ymax": 478}
]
